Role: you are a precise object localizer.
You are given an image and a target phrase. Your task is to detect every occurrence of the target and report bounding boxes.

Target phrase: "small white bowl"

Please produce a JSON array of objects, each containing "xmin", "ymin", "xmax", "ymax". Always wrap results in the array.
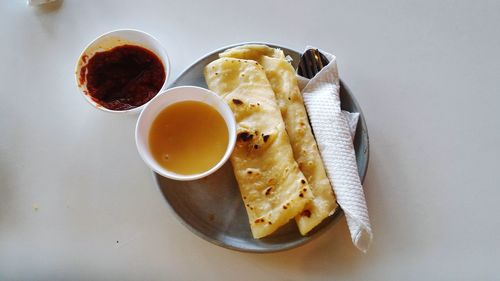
[
  {"xmin": 135, "ymin": 86, "xmax": 236, "ymax": 181},
  {"xmin": 75, "ymin": 29, "xmax": 170, "ymax": 114}
]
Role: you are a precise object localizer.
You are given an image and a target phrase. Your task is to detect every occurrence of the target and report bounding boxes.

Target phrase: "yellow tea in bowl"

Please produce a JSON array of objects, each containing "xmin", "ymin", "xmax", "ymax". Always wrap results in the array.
[{"xmin": 149, "ymin": 101, "xmax": 229, "ymax": 175}]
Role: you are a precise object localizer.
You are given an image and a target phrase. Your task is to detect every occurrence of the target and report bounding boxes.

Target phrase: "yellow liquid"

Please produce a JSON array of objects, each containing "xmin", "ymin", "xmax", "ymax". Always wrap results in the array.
[{"xmin": 149, "ymin": 101, "xmax": 229, "ymax": 175}]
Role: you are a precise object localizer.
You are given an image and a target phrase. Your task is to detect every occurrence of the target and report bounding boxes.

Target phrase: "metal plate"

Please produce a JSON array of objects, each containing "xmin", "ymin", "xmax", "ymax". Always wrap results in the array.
[{"xmin": 153, "ymin": 43, "xmax": 369, "ymax": 253}]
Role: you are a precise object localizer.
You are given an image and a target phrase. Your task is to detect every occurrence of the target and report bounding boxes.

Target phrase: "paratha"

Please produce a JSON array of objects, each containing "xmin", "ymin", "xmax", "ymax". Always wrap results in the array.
[
  {"xmin": 204, "ymin": 57, "xmax": 314, "ymax": 239},
  {"xmin": 220, "ymin": 45, "xmax": 337, "ymax": 235}
]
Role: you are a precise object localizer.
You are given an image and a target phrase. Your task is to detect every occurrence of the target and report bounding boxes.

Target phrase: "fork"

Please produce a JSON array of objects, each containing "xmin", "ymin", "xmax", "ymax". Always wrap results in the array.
[{"xmin": 297, "ymin": 48, "xmax": 330, "ymax": 79}]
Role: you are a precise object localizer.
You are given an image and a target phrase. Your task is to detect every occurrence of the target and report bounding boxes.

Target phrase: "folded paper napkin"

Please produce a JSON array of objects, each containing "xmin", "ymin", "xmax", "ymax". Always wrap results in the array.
[{"xmin": 296, "ymin": 48, "xmax": 373, "ymax": 253}]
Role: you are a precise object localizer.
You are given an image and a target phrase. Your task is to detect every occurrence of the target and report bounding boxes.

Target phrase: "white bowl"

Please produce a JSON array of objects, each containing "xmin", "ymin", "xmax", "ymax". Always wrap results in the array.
[
  {"xmin": 135, "ymin": 86, "xmax": 236, "ymax": 181},
  {"xmin": 74, "ymin": 29, "xmax": 170, "ymax": 114}
]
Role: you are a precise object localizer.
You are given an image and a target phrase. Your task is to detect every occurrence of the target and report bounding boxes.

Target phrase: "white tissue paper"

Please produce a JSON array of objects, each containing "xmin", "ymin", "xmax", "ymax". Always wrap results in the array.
[{"xmin": 297, "ymin": 48, "xmax": 373, "ymax": 253}]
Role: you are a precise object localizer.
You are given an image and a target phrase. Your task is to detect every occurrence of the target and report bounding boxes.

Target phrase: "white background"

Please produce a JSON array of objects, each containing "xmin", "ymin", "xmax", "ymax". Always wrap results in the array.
[{"xmin": 1, "ymin": 1, "xmax": 499, "ymax": 280}]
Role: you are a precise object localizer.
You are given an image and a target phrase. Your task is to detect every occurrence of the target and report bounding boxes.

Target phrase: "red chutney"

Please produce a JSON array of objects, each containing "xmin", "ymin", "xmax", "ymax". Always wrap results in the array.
[{"xmin": 81, "ymin": 45, "xmax": 165, "ymax": 110}]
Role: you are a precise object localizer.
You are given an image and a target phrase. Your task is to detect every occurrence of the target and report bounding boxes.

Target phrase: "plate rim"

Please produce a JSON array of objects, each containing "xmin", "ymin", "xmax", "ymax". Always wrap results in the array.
[{"xmin": 155, "ymin": 42, "xmax": 369, "ymax": 253}]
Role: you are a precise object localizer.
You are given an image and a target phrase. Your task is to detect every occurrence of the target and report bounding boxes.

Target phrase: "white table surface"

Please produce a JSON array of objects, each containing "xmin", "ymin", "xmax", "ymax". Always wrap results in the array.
[{"xmin": 1, "ymin": 1, "xmax": 499, "ymax": 280}]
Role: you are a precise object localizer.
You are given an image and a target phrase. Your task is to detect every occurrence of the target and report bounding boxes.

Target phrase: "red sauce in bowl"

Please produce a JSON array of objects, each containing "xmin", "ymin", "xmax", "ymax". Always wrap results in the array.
[{"xmin": 80, "ymin": 45, "xmax": 166, "ymax": 111}]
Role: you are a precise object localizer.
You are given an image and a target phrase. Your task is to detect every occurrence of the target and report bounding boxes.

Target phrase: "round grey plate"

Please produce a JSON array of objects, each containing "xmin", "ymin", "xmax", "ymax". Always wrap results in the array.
[{"xmin": 154, "ymin": 43, "xmax": 369, "ymax": 253}]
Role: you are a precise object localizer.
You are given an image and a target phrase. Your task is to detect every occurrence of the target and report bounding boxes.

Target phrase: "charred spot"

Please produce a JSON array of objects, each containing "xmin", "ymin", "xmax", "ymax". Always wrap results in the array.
[
  {"xmin": 283, "ymin": 205, "xmax": 288, "ymax": 210},
  {"xmin": 299, "ymin": 193, "xmax": 304, "ymax": 198},
  {"xmin": 301, "ymin": 209, "xmax": 312, "ymax": 218},
  {"xmin": 302, "ymin": 188, "xmax": 307, "ymax": 192},
  {"xmin": 263, "ymin": 135, "xmax": 270, "ymax": 142},
  {"xmin": 301, "ymin": 179, "xmax": 306, "ymax": 184},
  {"xmin": 247, "ymin": 170, "xmax": 252, "ymax": 174},
  {"xmin": 232, "ymin": 99, "xmax": 243, "ymax": 105},
  {"xmin": 254, "ymin": 144, "xmax": 259, "ymax": 149},
  {"xmin": 265, "ymin": 187, "xmax": 273, "ymax": 196},
  {"xmin": 268, "ymin": 221, "xmax": 272, "ymax": 225},
  {"xmin": 237, "ymin": 132, "xmax": 253, "ymax": 142}
]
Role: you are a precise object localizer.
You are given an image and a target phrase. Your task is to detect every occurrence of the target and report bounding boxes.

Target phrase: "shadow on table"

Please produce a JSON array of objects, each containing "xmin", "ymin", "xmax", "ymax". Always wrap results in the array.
[
  {"xmin": 0, "ymin": 155, "xmax": 13, "ymax": 226},
  {"xmin": 236, "ymin": 217, "xmax": 364, "ymax": 277}
]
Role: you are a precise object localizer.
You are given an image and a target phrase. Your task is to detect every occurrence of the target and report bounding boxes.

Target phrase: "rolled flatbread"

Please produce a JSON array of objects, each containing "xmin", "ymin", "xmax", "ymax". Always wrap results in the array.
[
  {"xmin": 204, "ymin": 57, "xmax": 314, "ymax": 239},
  {"xmin": 220, "ymin": 45, "xmax": 337, "ymax": 235}
]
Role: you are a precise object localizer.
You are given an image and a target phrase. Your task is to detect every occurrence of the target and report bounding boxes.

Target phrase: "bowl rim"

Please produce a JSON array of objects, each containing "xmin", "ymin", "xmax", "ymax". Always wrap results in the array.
[
  {"xmin": 135, "ymin": 85, "xmax": 237, "ymax": 181},
  {"xmin": 74, "ymin": 28, "xmax": 171, "ymax": 114}
]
